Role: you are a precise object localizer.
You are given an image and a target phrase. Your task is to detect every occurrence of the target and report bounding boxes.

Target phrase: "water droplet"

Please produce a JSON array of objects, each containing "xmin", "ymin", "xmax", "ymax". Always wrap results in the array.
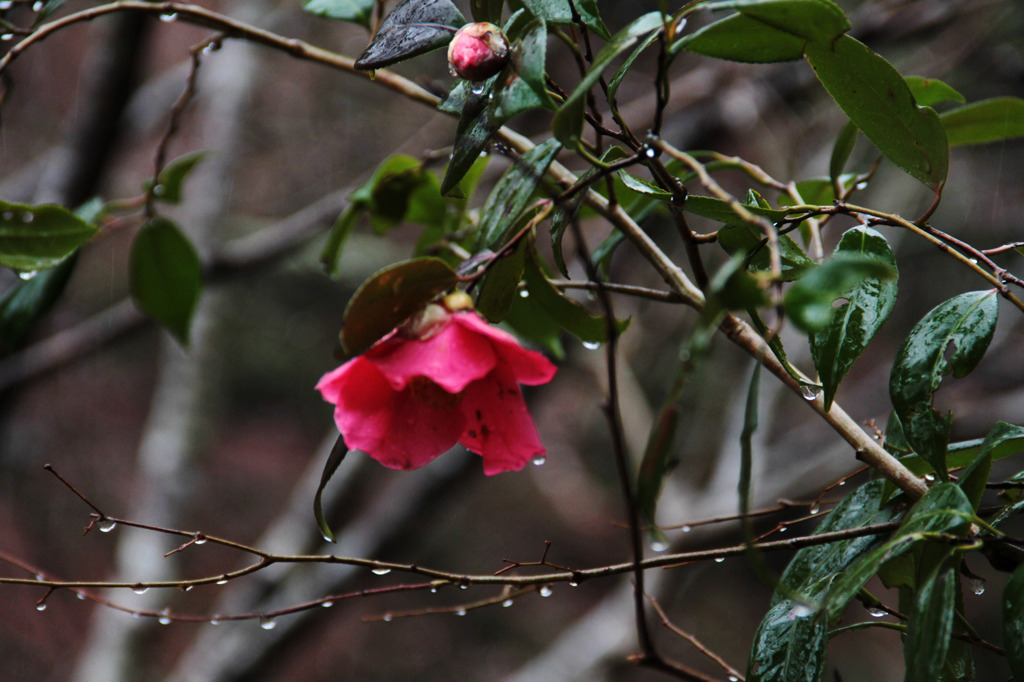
[
  {"xmin": 649, "ymin": 540, "xmax": 668, "ymax": 553},
  {"xmin": 371, "ymin": 567, "xmax": 391, "ymax": 576},
  {"xmin": 382, "ymin": 612, "xmax": 393, "ymax": 622},
  {"xmin": 531, "ymin": 454, "xmax": 546, "ymax": 466},
  {"xmin": 131, "ymin": 612, "xmax": 141, "ymax": 619},
  {"xmin": 202, "ymin": 43, "xmax": 216, "ymax": 55},
  {"xmin": 259, "ymin": 616, "xmax": 277, "ymax": 630},
  {"xmin": 924, "ymin": 473, "xmax": 936, "ymax": 482},
  {"xmin": 216, "ymin": 577, "xmax": 229, "ymax": 585},
  {"xmin": 158, "ymin": 610, "xmax": 172, "ymax": 625},
  {"xmin": 855, "ymin": 181, "xmax": 868, "ymax": 190},
  {"xmin": 538, "ymin": 585, "xmax": 553, "ymax": 597},
  {"xmin": 568, "ymin": 580, "xmax": 580, "ymax": 587},
  {"xmin": 800, "ymin": 384, "xmax": 822, "ymax": 401},
  {"xmin": 131, "ymin": 584, "xmax": 149, "ymax": 595},
  {"xmin": 865, "ymin": 605, "xmax": 886, "ymax": 617},
  {"xmin": 502, "ymin": 599, "xmax": 514, "ymax": 608},
  {"xmin": 0, "ymin": 33, "xmax": 14, "ymax": 42},
  {"xmin": 34, "ymin": 574, "xmax": 44, "ymax": 581},
  {"xmin": 809, "ymin": 502, "xmax": 821, "ymax": 515},
  {"xmin": 192, "ymin": 533, "xmax": 207, "ymax": 545},
  {"xmin": 32, "ymin": 0, "xmax": 44, "ymax": 10},
  {"xmin": 788, "ymin": 603, "xmax": 813, "ymax": 619},
  {"xmin": 459, "ymin": 584, "xmax": 469, "ymax": 590},
  {"xmin": 152, "ymin": 184, "xmax": 165, "ymax": 196},
  {"xmin": 644, "ymin": 147, "xmax": 657, "ymax": 159},
  {"xmin": 582, "ymin": 341, "xmax": 601, "ymax": 350},
  {"xmin": 430, "ymin": 587, "xmax": 438, "ymax": 594},
  {"xmin": 470, "ymin": 84, "xmax": 485, "ymax": 95},
  {"xmin": 1, "ymin": 211, "xmax": 13, "ymax": 221},
  {"xmin": 20, "ymin": 211, "xmax": 33, "ymax": 223},
  {"xmin": 210, "ymin": 618, "xmax": 220, "ymax": 625},
  {"xmin": 714, "ymin": 557, "xmax": 725, "ymax": 563},
  {"xmin": 17, "ymin": 270, "xmax": 38, "ymax": 281},
  {"xmin": 968, "ymin": 258, "xmax": 978, "ymax": 265},
  {"xmin": 35, "ymin": 602, "xmax": 47, "ymax": 612},
  {"xmin": 838, "ymin": 480, "xmax": 846, "ymax": 486},
  {"xmin": 0, "ymin": 1, "xmax": 13, "ymax": 10},
  {"xmin": 454, "ymin": 608, "xmax": 467, "ymax": 616},
  {"xmin": 159, "ymin": 12, "xmax": 178, "ymax": 22},
  {"xmin": 518, "ymin": 289, "xmax": 529, "ymax": 298},
  {"xmin": 181, "ymin": 585, "xmax": 194, "ymax": 592},
  {"xmin": 969, "ymin": 578, "xmax": 986, "ymax": 596},
  {"xmin": 779, "ymin": 526, "xmax": 789, "ymax": 533},
  {"xmin": 76, "ymin": 592, "xmax": 86, "ymax": 600},
  {"xmin": 728, "ymin": 677, "xmax": 740, "ymax": 682},
  {"xmin": 98, "ymin": 519, "xmax": 117, "ymax": 533},
  {"xmin": 681, "ymin": 525, "xmax": 692, "ymax": 533},
  {"xmin": 672, "ymin": 17, "xmax": 687, "ymax": 34}
]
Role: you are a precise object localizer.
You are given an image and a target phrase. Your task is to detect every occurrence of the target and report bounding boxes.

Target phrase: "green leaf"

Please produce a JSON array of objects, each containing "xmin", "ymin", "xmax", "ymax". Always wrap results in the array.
[
  {"xmin": 889, "ymin": 290, "xmax": 998, "ymax": 480},
  {"xmin": 470, "ymin": 0, "xmax": 504, "ymax": 23},
  {"xmin": 146, "ymin": 150, "xmax": 209, "ymax": 204},
  {"xmin": 718, "ymin": 223, "xmax": 814, "ymax": 281},
  {"xmin": 1005, "ymin": 562, "xmax": 1024, "ymax": 681},
  {"xmin": 810, "ymin": 227, "xmax": 898, "ymax": 410},
  {"xmin": 829, "ymin": 120, "xmax": 858, "ymax": 185},
  {"xmin": 353, "ymin": 0, "xmax": 464, "ymax": 69},
  {"xmin": 961, "ymin": 422, "xmax": 1024, "ymax": 513},
  {"xmin": 522, "ymin": 249, "xmax": 629, "ymax": 344},
  {"xmin": 636, "ymin": 406, "xmax": 681, "ymax": 550},
  {"xmin": 514, "ymin": 0, "xmax": 608, "ymax": 39},
  {"xmin": 706, "ymin": 255, "xmax": 770, "ymax": 313},
  {"xmin": 0, "ymin": 200, "xmax": 97, "ymax": 274},
  {"xmin": 805, "ymin": 34, "xmax": 948, "ymax": 190},
  {"xmin": 939, "ymin": 97, "xmax": 1024, "ymax": 147},
  {"xmin": 905, "ymin": 568, "xmax": 957, "ymax": 682},
  {"xmin": 476, "ymin": 138, "xmax": 561, "ymax": 249},
  {"xmin": 304, "ymin": 0, "xmax": 375, "ymax": 27},
  {"xmin": 129, "ymin": 217, "xmax": 202, "ymax": 345},
  {"xmin": 747, "ymin": 601, "xmax": 827, "ymax": 682},
  {"xmin": 313, "ymin": 435, "xmax": 348, "ymax": 543},
  {"xmin": 904, "ymin": 76, "xmax": 965, "ymax": 108},
  {"xmin": 552, "ymin": 12, "xmax": 663, "ymax": 149},
  {"xmin": 494, "ymin": 18, "xmax": 556, "ymax": 118},
  {"xmin": 774, "ymin": 480, "xmax": 895, "ymax": 604},
  {"xmin": 705, "ymin": 0, "xmax": 849, "ymax": 43},
  {"xmin": 504, "ymin": 288, "xmax": 565, "ymax": 359},
  {"xmin": 784, "ymin": 252, "xmax": 896, "ymax": 333},
  {"xmin": 684, "ymin": 194, "xmax": 794, "ymax": 224},
  {"xmin": 675, "ymin": 12, "xmax": 805, "ymax": 62},
  {"xmin": 475, "ymin": 237, "xmax": 528, "ymax": 322},
  {"xmin": 0, "ymin": 254, "xmax": 77, "ymax": 355},
  {"xmin": 441, "ymin": 87, "xmax": 507, "ymax": 195},
  {"xmin": 340, "ymin": 257, "xmax": 460, "ymax": 356}
]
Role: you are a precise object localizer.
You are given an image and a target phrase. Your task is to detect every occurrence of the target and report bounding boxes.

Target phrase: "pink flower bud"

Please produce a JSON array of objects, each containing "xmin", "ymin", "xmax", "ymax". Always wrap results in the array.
[{"xmin": 447, "ymin": 23, "xmax": 510, "ymax": 82}]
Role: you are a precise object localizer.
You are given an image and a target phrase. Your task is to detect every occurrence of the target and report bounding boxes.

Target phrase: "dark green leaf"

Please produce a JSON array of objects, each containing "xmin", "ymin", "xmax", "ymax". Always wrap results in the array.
[
  {"xmin": 939, "ymin": 97, "xmax": 1024, "ymax": 147},
  {"xmin": 684, "ymin": 194, "xmax": 794, "ymax": 224},
  {"xmin": 504, "ymin": 288, "xmax": 565, "ymax": 359},
  {"xmin": 905, "ymin": 568, "xmax": 957, "ymax": 682},
  {"xmin": 340, "ymin": 257, "xmax": 460, "ymax": 356},
  {"xmin": 706, "ymin": 0, "xmax": 849, "ymax": 43},
  {"xmin": 609, "ymin": 28, "xmax": 662, "ymax": 101},
  {"xmin": 1005, "ymin": 562, "xmax": 1024, "ymax": 681},
  {"xmin": 829, "ymin": 120, "xmax": 858, "ymax": 184},
  {"xmin": 514, "ymin": 0, "xmax": 608, "ymax": 39},
  {"xmin": 889, "ymin": 290, "xmax": 998, "ymax": 479},
  {"xmin": 470, "ymin": 0, "xmax": 504, "ymax": 23},
  {"xmin": 805, "ymin": 34, "xmax": 948, "ymax": 190},
  {"xmin": 810, "ymin": 227, "xmax": 898, "ymax": 410},
  {"xmin": 962, "ymin": 422, "xmax": 1024, "ymax": 514},
  {"xmin": 522, "ymin": 249, "xmax": 629, "ymax": 343},
  {"xmin": 305, "ymin": 0, "xmax": 375, "ymax": 27},
  {"xmin": 147, "ymin": 150, "xmax": 209, "ymax": 204},
  {"xmin": 476, "ymin": 138, "xmax": 561, "ymax": 249},
  {"xmin": 494, "ymin": 19, "xmax": 556, "ymax": 118},
  {"xmin": 747, "ymin": 601, "xmax": 827, "ymax": 682},
  {"xmin": 0, "ymin": 254, "xmax": 76, "ymax": 355},
  {"xmin": 707, "ymin": 255, "xmax": 770, "ymax": 312},
  {"xmin": 636, "ymin": 406, "xmax": 681, "ymax": 551},
  {"xmin": 718, "ymin": 223, "xmax": 815, "ymax": 281},
  {"xmin": 0, "ymin": 200, "xmax": 97, "ymax": 274},
  {"xmin": 353, "ymin": 0, "xmax": 463, "ymax": 69},
  {"xmin": 129, "ymin": 217, "xmax": 202, "ymax": 346},
  {"xmin": 475, "ymin": 237, "xmax": 528, "ymax": 322},
  {"xmin": 314, "ymin": 435, "xmax": 348, "ymax": 543},
  {"xmin": 784, "ymin": 252, "xmax": 896, "ymax": 333},
  {"xmin": 320, "ymin": 205, "xmax": 362, "ymax": 277},
  {"xmin": 441, "ymin": 88, "xmax": 506, "ymax": 195},
  {"xmin": 904, "ymin": 76, "xmax": 965, "ymax": 108},
  {"xmin": 552, "ymin": 12, "xmax": 663, "ymax": 149},
  {"xmin": 675, "ymin": 12, "xmax": 804, "ymax": 62}
]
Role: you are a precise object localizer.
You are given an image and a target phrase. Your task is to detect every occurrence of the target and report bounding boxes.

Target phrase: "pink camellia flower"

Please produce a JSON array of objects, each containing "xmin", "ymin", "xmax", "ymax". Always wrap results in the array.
[
  {"xmin": 316, "ymin": 295, "xmax": 556, "ymax": 475},
  {"xmin": 447, "ymin": 22, "xmax": 510, "ymax": 82}
]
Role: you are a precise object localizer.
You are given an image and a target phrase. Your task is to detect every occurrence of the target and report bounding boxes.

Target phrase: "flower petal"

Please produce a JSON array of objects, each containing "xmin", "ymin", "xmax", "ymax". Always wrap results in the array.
[
  {"xmin": 321, "ymin": 357, "xmax": 466, "ymax": 471},
  {"xmin": 459, "ymin": 365, "xmax": 546, "ymax": 475},
  {"xmin": 369, "ymin": 315, "xmax": 498, "ymax": 393},
  {"xmin": 450, "ymin": 312, "xmax": 557, "ymax": 385}
]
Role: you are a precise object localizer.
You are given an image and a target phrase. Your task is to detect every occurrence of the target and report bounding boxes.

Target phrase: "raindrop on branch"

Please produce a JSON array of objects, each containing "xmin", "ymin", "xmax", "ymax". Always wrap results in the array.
[
  {"xmin": 158, "ymin": 610, "xmax": 172, "ymax": 625},
  {"xmin": 98, "ymin": 519, "xmax": 117, "ymax": 533},
  {"xmin": 502, "ymin": 599, "xmax": 514, "ymax": 608},
  {"xmin": 371, "ymin": 567, "xmax": 391, "ymax": 576},
  {"xmin": 35, "ymin": 603, "xmax": 47, "ymax": 612},
  {"xmin": 800, "ymin": 384, "xmax": 822, "ymax": 401},
  {"xmin": 259, "ymin": 616, "xmax": 277, "ymax": 630},
  {"xmin": 131, "ymin": 584, "xmax": 149, "ymax": 595},
  {"xmin": 454, "ymin": 608, "xmax": 467, "ymax": 616},
  {"xmin": 538, "ymin": 585, "xmax": 553, "ymax": 597},
  {"xmin": 159, "ymin": 12, "xmax": 178, "ymax": 22}
]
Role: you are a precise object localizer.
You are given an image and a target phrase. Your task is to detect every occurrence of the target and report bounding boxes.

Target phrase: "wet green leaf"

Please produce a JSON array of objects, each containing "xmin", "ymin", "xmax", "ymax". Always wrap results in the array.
[
  {"xmin": 340, "ymin": 257, "xmax": 460, "ymax": 356},
  {"xmin": 313, "ymin": 435, "xmax": 348, "ymax": 543},
  {"xmin": 717, "ymin": 223, "xmax": 814, "ymax": 281},
  {"xmin": 146, "ymin": 150, "xmax": 209, "ymax": 204},
  {"xmin": 304, "ymin": 0, "xmax": 375, "ymax": 27},
  {"xmin": 504, "ymin": 288, "xmax": 565, "ymax": 359},
  {"xmin": 940, "ymin": 97, "xmax": 1024, "ymax": 146},
  {"xmin": 353, "ymin": 0, "xmax": 463, "ymax": 68},
  {"xmin": 0, "ymin": 254, "xmax": 77, "ymax": 355},
  {"xmin": 747, "ymin": 600, "xmax": 827, "ymax": 682},
  {"xmin": 636, "ymin": 406, "xmax": 681, "ymax": 550},
  {"xmin": 513, "ymin": 0, "xmax": 608, "ymax": 39},
  {"xmin": 129, "ymin": 217, "xmax": 202, "ymax": 346},
  {"xmin": 784, "ymin": 252, "xmax": 896, "ymax": 333},
  {"xmin": 889, "ymin": 290, "xmax": 998, "ymax": 479},
  {"xmin": 1005, "ymin": 563, "xmax": 1024, "ymax": 680},
  {"xmin": 475, "ymin": 237, "xmax": 528, "ymax": 322},
  {"xmin": 805, "ymin": 34, "xmax": 948, "ymax": 190},
  {"xmin": 477, "ymin": 138, "xmax": 561, "ymax": 249},
  {"xmin": 905, "ymin": 568, "xmax": 957, "ymax": 682},
  {"xmin": 470, "ymin": 0, "xmax": 504, "ymax": 23},
  {"xmin": 684, "ymin": 194, "xmax": 794, "ymax": 224},
  {"xmin": 0, "ymin": 199, "xmax": 97, "ymax": 274},
  {"xmin": 675, "ymin": 12, "xmax": 805, "ymax": 62},
  {"xmin": 829, "ymin": 120, "xmax": 858, "ymax": 184},
  {"xmin": 810, "ymin": 228, "xmax": 898, "ymax": 410}
]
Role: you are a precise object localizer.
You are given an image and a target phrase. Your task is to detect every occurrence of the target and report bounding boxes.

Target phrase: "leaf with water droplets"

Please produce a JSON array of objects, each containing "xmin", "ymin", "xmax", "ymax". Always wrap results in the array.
[
  {"xmin": 0, "ymin": 199, "xmax": 97, "ymax": 273},
  {"xmin": 905, "ymin": 567, "xmax": 957, "ymax": 682},
  {"xmin": 0, "ymin": 253, "xmax": 76, "ymax": 355},
  {"xmin": 144, "ymin": 150, "xmax": 209, "ymax": 205},
  {"xmin": 784, "ymin": 251, "xmax": 896, "ymax": 333},
  {"xmin": 353, "ymin": 0, "xmax": 464, "ymax": 70},
  {"xmin": 746, "ymin": 600, "xmax": 827, "ymax": 682}
]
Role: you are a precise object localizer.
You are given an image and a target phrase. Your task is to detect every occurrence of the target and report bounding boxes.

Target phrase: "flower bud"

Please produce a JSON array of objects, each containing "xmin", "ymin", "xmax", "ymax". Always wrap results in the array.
[{"xmin": 447, "ymin": 23, "xmax": 510, "ymax": 82}]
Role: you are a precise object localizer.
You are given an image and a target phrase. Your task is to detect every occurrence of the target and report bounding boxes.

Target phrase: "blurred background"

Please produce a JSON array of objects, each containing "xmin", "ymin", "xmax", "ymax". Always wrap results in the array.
[{"xmin": 0, "ymin": 0, "xmax": 1022, "ymax": 679}]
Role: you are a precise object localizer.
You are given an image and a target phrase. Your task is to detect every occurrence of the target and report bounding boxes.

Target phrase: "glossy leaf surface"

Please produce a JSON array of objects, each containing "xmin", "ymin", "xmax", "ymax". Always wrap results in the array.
[
  {"xmin": 476, "ymin": 138, "xmax": 561, "ymax": 249},
  {"xmin": 354, "ymin": 0, "xmax": 463, "ymax": 70},
  {"xmin": 905, "ymin": 568, "xmax": 957, "ymax": 682},
  {"xmin": 784, "ymin": 252, "xmax": 895, "ymax": 332},
  {"xmin": 0, "ymin": 200, "xmax": 97, "ymax": 273},
  {"xmin": 129, "ymin": 217, "xmax": 202, "ymax": 345},
  {"xmin": 939, "ymin": 97, "xmax": 1024, "ymax": 146}
]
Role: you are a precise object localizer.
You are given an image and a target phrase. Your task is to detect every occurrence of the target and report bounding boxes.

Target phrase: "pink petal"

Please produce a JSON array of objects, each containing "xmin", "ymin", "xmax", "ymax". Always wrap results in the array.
[
  {"xmin": 458, "ymin": 365, "xmax": 546, "ymax": 475},
  {"xmin": 321, "ymin": 357, "xmax": 465, "ymax": 471},
  {"xmin": 450, "ymin": 312, "xmax": 557, "ymax": 386},
  {"xmin": 368, "ymin": 316, "xmax": 498, "ymax": 393}
]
